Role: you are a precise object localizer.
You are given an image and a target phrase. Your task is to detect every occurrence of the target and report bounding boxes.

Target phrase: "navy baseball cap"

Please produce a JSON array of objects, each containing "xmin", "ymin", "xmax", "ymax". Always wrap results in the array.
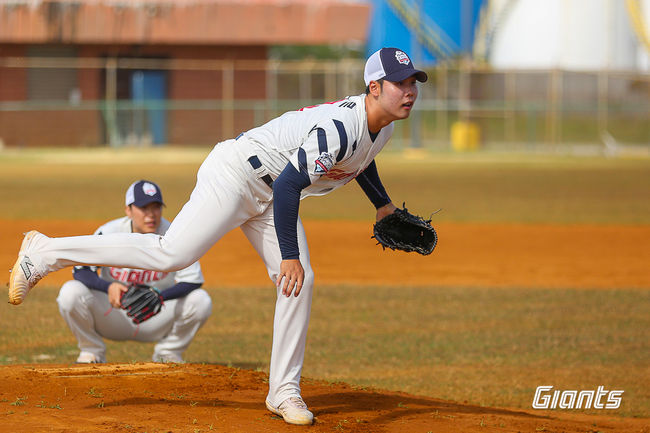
[
  {"xmin": 364, "ymin": 47, "xmax": 428, "ymax": 86},
  {"xmin": 125, "ymin": 180, "xmax": 165, "ymax": 207}
]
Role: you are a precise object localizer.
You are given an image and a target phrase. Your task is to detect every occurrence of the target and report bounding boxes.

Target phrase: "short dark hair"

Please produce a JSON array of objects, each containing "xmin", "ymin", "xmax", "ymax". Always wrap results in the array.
[{"xmin": 365, "ymin": 78, "xmax": 384, "ymax": 95}]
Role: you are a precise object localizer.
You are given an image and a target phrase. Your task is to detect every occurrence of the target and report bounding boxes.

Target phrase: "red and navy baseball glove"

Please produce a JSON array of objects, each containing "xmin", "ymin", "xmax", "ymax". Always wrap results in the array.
[{"xmin": 120, "ymin": 284, "xmax": 164, "ymax": 324}]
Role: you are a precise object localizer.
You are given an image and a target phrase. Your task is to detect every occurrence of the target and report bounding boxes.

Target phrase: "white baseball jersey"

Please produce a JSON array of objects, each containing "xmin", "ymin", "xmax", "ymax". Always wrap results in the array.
[
  {"xmin": 244, "ymin": 93, "xmax": 394, "ymax": 197},
  {"xmin": 88, "ymin": 216, "xmax": 204, "ymax": 289}
]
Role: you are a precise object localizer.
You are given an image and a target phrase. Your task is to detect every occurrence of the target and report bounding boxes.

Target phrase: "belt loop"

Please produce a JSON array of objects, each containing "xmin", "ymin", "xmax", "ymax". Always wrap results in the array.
[
  {"xmin": 247, "ymin": 156, "xmax": 273, "ymax": 189},
  {"xmin": 261, "ymin": 174, "xmax": 274, "ymax": 189}
]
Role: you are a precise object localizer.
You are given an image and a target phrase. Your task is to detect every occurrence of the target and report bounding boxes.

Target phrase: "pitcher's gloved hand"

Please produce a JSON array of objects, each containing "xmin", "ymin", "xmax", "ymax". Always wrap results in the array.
[{"xmin": 372, "ymin": 204, "xmax": 438, "ymax": 255}]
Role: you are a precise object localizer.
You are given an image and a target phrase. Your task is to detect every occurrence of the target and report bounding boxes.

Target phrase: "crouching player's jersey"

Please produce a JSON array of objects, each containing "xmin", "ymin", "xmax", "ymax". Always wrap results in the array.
[{"xmin": 86, "ymin": 217, "xmax": 204, "ymax": 290}]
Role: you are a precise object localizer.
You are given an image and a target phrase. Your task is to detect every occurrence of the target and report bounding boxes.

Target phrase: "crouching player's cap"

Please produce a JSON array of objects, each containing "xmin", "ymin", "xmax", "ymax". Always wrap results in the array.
[
  {"xmin": 364, "ymin": 47, "xmax": 428, "ymax": 86},
  {"xmin": 125, "ymin": 180, "xmax": 165, "ymax": 207}
]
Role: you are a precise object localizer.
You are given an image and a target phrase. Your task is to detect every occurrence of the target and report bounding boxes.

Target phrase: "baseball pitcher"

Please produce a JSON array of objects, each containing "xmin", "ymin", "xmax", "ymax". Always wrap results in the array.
[{"xmin": 10, "ymin": 48, "xmax": 429, "ymax": 425}]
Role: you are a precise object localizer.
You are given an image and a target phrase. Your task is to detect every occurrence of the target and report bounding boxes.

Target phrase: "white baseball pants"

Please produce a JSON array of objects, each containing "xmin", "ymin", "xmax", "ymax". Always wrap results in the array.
[
  {"xmin": 29, "ymin": 138, "xmax": 314, "ymax": 407},
  {"xmin": 57, "ymin": 280, "xmax": 212, "ymax": 362}
]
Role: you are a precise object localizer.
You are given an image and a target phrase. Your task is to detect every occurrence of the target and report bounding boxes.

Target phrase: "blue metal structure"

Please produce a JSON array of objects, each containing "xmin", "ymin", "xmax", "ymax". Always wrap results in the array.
[
  {"xmin": 366, "ymin": 0, "xmax": 486, "ymax": 65},
  {"xmin": 131, "ymin": 70, "xmax": 167, "ymax": 145}
]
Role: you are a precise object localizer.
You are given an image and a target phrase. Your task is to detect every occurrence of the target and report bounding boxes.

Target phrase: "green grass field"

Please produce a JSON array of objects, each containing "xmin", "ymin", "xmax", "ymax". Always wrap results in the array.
[
  {"xmin": 0, "ymin": 148, "xmax": 649, "ymax": 417},
  {"xmin": 0, "ymin": 147, "xmax": 648, "ymax": 223}
]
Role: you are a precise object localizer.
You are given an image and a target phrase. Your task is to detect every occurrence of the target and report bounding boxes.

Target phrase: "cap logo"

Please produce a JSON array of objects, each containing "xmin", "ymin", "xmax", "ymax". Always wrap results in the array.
[
  {"xmin": 395, "ymin": 50, "xmax": 410, "ymax": 65},
  {"xmin": 142, "ymin": 182, "xmax": 157, "ymax": 196}
]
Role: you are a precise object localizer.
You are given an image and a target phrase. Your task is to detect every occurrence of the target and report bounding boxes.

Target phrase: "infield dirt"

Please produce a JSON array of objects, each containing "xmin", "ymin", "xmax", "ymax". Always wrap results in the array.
[
  {"xmin": 2, "ymin": 219, "xmax": 650, "ymax": 290},
  {"xmin": 1, "ymin": 219, "xmax": 649, "ymax": 432},
  {"xmin": 1, "ymin": 362, "xmax": 649, "ymax": 433}
]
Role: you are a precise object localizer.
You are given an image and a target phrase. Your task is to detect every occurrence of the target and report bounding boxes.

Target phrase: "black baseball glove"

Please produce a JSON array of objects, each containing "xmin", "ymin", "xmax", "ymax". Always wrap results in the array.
[
  {"xmin": 120, "ymin": 284, "xmax": 164, "ymax": 324},
  {"xmin": 372, "ymin": 204, "xmax": 438, "ymax": 255}
]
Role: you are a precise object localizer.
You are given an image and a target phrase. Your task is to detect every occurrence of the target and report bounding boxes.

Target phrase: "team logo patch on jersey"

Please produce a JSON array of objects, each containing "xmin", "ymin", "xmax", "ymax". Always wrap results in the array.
[
  {"xmin": 395, "ymin": 50, "xmax": 410, "ymax": 65},
  {"xmin": 142, "ymin": 182, "xmax": 157, "ymax": 196},
  {"xmin": 314, "ymin": 152, "xmax": 335, "ymax": 174}
]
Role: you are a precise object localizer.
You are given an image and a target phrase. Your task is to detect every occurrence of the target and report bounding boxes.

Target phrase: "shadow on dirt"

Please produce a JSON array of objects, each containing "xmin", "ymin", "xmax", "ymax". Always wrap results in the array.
[
  {"xmin": 96, "ymin": 390, "xmax": 548, "ymax": 426},
  {"xmin": 309, "ymin": 392, "xmax": 547, "ymax": 423}
]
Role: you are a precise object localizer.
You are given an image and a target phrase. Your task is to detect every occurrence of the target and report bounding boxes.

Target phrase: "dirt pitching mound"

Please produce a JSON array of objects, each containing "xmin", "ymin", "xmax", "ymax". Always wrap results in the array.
[{"xmin": 1, "ymin": 363, "xmax": 647, "ymax": 433}]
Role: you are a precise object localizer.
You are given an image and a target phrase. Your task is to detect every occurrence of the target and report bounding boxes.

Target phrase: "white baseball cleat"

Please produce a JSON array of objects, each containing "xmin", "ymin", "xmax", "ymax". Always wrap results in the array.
[
  {"xmin": 76, "ymin": 352, "xmax": 105, "ymax": 364},
  {"xmin": 152, "ymin": 352, "xmax": 184, "ymax": 363},
  {"xmin": 266, "ymin": 396, "xmax": 314, "ymax": 425},
  {"xmin": 8, "ymin": 230, "xmax": 47, "ymax": 305}
]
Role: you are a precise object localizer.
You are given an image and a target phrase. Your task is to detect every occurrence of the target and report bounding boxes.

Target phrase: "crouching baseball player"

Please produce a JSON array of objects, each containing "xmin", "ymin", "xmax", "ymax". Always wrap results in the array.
[
  {"xmin": 56, "ymin": 180, "xmax": 211, "ymax": 364},
  {"xmin": 9, "ymin": 47, "xmax": 428, "ymax": 425}
]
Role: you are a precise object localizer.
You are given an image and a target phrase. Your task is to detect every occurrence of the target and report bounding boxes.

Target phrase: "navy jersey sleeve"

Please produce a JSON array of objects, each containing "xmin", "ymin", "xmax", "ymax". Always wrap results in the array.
[
  {"xmin": 160, "ymin": 282, "xmax": 202, "ymax": 301},
  {"xmin": 276, "ymin": 101, "xmax": 359, "ymax": 259},
  {"xmin": 355, "ymin": 160, "xmax": 391, "ymax": 209},
  {"xmin": 273, "ymin": 162, "xmax": 312, "ymax": 260},
  {"xmin": 73, "ymin": 266, "xmax": 111, "ymax": 293}
]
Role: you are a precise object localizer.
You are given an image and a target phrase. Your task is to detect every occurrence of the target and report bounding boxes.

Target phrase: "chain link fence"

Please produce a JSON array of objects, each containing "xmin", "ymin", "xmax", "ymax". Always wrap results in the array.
[{"xmin": 0, "ymin": 56, "xmax": 648, "ymax": 153}]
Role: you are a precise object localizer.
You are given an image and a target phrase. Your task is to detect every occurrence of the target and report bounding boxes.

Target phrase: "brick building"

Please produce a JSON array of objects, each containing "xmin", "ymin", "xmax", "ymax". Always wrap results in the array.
[{"xmin": 0, "ymin": 0, "xmax": 369, "ymax": 147}]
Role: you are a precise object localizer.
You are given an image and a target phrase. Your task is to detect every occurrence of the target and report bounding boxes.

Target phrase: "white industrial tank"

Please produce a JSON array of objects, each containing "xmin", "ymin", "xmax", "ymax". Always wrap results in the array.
[{"xmin": 486, "ymin": 0, "xmax": 643, "ymax": 71}]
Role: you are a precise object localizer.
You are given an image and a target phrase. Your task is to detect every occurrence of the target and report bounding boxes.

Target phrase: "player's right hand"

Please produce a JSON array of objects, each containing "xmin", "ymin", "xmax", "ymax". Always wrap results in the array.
[
  {"xmin": 108, "ymin": 282, "xmax": 129, "ymax": 308},
  {"xmin": 277, "ymin": 259, "xmax": 304, "ymax": 298}
]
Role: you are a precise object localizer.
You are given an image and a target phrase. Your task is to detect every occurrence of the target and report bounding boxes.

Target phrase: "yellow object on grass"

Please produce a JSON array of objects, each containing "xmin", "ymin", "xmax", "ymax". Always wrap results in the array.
[{"xmin": 451, "ymin": 121, "xmax": 480, "ymax": 151}]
